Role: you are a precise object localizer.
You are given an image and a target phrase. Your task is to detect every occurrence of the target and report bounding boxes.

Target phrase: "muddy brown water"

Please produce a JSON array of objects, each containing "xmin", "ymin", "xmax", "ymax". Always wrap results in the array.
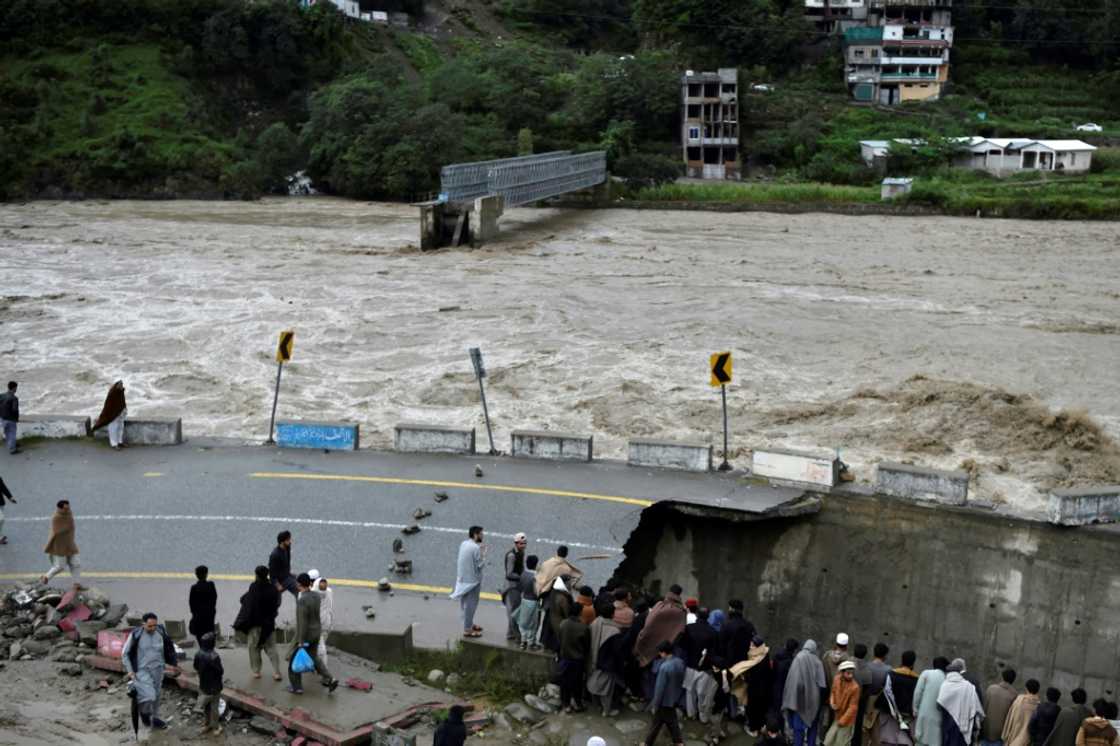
[{"xmin": 2, "ymin": 199, "xmax": 1118, "ymax": 513}]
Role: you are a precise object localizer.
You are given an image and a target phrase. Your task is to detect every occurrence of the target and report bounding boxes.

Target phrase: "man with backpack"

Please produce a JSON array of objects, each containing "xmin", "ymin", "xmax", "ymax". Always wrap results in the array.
[{"xmin": 121, "ymin": 612, "xmax": 180, "ymax": 731}]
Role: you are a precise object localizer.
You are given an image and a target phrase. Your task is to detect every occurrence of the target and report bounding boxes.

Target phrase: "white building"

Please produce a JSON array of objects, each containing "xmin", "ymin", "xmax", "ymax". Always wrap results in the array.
[{"xmin": 859, "ymin": 137, "xmax": 1097, "ymax": 175}]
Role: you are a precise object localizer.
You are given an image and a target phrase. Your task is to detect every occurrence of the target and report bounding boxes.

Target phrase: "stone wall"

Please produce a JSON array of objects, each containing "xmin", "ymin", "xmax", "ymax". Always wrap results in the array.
[{"xmin": 616, "ymin": 494, "xmax": 1120, "ymax": 695}]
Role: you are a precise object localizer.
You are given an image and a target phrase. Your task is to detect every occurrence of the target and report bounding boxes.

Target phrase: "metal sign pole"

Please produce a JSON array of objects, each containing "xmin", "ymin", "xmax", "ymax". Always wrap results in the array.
[
  {"xmin": 719, "ymin": 383, "xmax": 731, "ymax": 471},
  {"xmin": 267, "ymin": 362, "xmax": 283, "ymax": 444},
  {"xmin": 477, "ymin": 375, "xmax": 496, "ymax": 455}
]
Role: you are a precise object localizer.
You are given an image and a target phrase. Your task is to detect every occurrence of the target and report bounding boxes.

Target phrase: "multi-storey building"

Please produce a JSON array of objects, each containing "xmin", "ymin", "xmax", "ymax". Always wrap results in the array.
[
  {"xmin": 680, "ymin": 68, "xmax": 740, "ymax": 180},
  {"xmin": 805, "ymin": 0, "xmax": 868, "ymax": 33},
  {"xmin": 823, "ymin": 0, "xmax": 954, "ymax": 105}
]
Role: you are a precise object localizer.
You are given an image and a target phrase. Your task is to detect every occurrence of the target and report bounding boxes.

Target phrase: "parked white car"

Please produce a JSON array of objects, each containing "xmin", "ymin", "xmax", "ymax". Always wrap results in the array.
[{"xmin": 1075, "ymin": 123, "xmax": 1103, "ymax": 132}]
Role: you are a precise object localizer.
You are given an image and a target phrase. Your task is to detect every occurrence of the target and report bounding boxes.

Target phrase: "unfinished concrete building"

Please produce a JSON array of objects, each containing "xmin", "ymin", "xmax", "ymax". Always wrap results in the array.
[
  {"xmin": 805, "ymin": 0, "xmax": 868, "ymax": 33},
  {"xmin": 681, "ymin": 68, "xmax": 740, "ymax": 180}
]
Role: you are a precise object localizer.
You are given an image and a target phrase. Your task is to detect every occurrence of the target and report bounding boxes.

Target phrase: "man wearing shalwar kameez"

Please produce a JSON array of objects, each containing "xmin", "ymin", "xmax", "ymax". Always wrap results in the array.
[{"xmin": 122, "ymin": 612, "xmax": 180, "ymax": 731}]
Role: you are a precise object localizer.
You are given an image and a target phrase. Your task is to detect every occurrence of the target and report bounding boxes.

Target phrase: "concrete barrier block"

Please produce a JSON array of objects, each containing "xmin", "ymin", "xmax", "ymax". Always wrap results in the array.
[
  {"xmin": 93, "ymin": 418, "xmax": 183, "ymax": 445},
  {"xmin": 326, "ymin": 626, "xmax": 414, "ymax": 665},
  {"xmin": 393, "ymin": 423, "xmax": 475, "ymax": 455},
  {"xmin": 876, "ymin": 462, "xmax": 969, "ymax": 506},
  {"xmin": 275, "ymin": 420, "xmax": 358, "ymax": 451},
  {"xmin": 752, "ymin": 448, "xmax": 838, "ymax": 488},
  {"xmin": 1048, "ymin": 486, "xmax": 1120, "ymax": 526},
  {"xmin": 511, "ymin": 430, "xmax": 592, "ymax": 462},
  {"xmin": 19, "ymin": 415, "xmax": 91, "ymax": 440},
  {"xmin": 628, "ymin": 438, "xmax": 712, "ymax": 472}
]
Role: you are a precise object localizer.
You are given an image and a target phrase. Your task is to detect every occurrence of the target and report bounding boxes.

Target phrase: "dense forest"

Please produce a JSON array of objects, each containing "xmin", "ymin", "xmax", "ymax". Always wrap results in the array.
[{"xmin": 0, "ymin": 0, "xmax": 1117, "ymax": 200}]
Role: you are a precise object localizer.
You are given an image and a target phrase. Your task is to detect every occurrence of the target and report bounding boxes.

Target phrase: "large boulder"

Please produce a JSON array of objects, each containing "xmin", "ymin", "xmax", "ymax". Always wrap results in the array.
[
  {"xmin": 33, "ymin": 625, "xmax": 62, "ymax": 641},
  {"xmin": 21, "ymin": 640, "xmax": 52, "ymax": 657},
  {"xmin": 75, "ymin": 621, "xmax": 108, "ymax": 647},
  {"xmin": 503, "ymin": 702, "xmax": 542, "ymax": 724},
  {"xmin": 100, "ymin": 604, "xmax": 128, "ymax": 628}
]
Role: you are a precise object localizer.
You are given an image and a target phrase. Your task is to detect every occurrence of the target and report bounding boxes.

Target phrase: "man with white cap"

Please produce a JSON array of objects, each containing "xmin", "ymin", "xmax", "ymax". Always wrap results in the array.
[
  {"xmin": 503, "ymin": 532, "xmax": 528, "ymax": 644},
  {"xmin": 307, "ymin": 569, "xmax": 334, "ymax": 665},
  {"xmin": 825, "ymin": 660, "xmax": 862, "ymax": 746},
  {"xmin": 823, "ymin": 633, "xmax": 853, "ymax": 736},
  {"xmin": 587, "ymin": 738, "xmax": 607, "ymax": 746}
]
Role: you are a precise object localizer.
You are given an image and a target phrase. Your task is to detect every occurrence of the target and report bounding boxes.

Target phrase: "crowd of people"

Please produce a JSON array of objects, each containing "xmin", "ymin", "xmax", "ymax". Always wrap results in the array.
[{"xmin": 462, "ymin": 531, "xmax": 1120, "ymax": 746}]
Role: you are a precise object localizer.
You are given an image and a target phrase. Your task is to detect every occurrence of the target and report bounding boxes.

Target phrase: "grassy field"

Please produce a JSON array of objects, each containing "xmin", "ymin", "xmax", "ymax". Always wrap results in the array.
[{"xmin": 633, "ymin": 181, "xmax": 880, "ymax": 204}]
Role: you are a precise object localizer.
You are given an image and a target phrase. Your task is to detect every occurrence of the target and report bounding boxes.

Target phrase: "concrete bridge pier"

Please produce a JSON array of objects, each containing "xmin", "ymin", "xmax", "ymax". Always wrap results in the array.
[{"xmin": 469, "ymin": 195, "xmax": 504, "ymax": 246}]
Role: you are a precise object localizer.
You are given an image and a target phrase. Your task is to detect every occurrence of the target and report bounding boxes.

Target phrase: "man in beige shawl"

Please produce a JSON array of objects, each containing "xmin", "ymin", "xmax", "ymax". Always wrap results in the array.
[
  {"xmin": 634, "ymin": 584, "xmax": 687, "ymax": 667},
  {"xmin": 41, "ymin": 499, "xmax": 83, "ymax": 590},
  {"xmin": 1003, "ymin": 679, "xmax": 1042, "ymax": 746},
  {"xmin": 534, "ymin": 545, "xmax": 583, "ymax": 596}
]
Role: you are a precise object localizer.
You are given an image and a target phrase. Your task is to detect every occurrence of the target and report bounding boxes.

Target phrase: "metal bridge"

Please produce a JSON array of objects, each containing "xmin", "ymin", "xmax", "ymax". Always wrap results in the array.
[{"xmin": 440, "ymin": 150, "xmax": 607, "ymax": 207}]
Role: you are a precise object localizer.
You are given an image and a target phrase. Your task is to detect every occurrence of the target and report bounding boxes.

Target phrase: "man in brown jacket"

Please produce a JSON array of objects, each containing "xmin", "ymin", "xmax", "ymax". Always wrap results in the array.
[
  {"xmin": 41, "ymin": 500, "xmax": 83, "ymax": 591},
  {"xmin": 1004, "ymin": 680, "xmax": 1042, "ymax": 746},
  {"xmin": 1076, "ymin": 700, "xmax": 1120, "ymax": 746},
  {"xmin": 983, "ymin": 668, "xmax": 1020, "ymax": 746},
  {"xmin": 826, "ymin": 661, "xmax": 862, "ymax": 746}
]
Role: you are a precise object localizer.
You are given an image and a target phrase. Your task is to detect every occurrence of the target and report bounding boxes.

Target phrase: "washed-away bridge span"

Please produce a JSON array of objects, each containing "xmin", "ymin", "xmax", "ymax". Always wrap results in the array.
[{"xmin": 417, "ymin": 151, "xmax": 607, "ymax": 248}]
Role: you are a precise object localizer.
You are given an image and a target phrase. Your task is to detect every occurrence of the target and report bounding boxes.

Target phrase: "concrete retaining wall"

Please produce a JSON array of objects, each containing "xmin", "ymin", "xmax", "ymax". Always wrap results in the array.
[
  {"xmin": 393, "ymin": 423, "xmax": 475, "ymax": 455},
  {"xmin": 18, "ymin": 415, "xmax": 91, "ymax": 440},
  {"xmin": 617, "ymin": 496, "xmax": 1120, "ymax": 698},
  {"xmin": 877, "ymin": 462, "xmax": 969, "ymax": 506},
  {"xmin": 275, "ymin": 420, "xmax": 359, "ymax": 451},
  {"xmin": 458, "ymin": 638, "xmax": 553, "ymax": 687},
  {"xmin": 511, "ymin": 430, "xmax": 592, "ymax": 462},
  {"xmin": 327, "ymin": 627, "xmax": 414, "ymax": 664},
  {"xmin": 628, "ymin": 438, "xmax": 712, "ymax": 472},
  {"xmin": 94, "ymin": 418, "xmax": 183, "ymax": 445},
  {"xmin": 752, "ymin": 448, "xmax": 838, "ymax": 488},
  {"xmin": 1049, "ymin": 486, "xmax": 1120, "ymax": 526}
]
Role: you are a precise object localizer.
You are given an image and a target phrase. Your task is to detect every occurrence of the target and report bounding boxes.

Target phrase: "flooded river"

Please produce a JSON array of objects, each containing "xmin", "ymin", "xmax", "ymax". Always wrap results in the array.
[{"xmin": 2, "ymin": 198, "xmax": 1118, "ymax": 512}]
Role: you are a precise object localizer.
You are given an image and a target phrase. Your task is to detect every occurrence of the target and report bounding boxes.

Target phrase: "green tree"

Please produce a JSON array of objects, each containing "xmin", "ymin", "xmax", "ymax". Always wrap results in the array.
[
  {"xmin": 255, "ymin": 122, "xmax": 302, "ymax": 192},
  {"xmin": 517, "ymin": 127, "xmax": 534, "ymax": 155}
]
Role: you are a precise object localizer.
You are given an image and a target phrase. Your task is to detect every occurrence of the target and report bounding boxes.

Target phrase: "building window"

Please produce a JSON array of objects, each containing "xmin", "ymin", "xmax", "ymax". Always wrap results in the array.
[
  {"xmin": 871, "ymin": 48, "xmax": 879, "ymax": 57},
  {"xmin": 688, "ymin": 84, "xmax": 700, "ymax": 97},
  {"xmin": 704, "ymin": 83, "xmax": 719, "ymax": 97},
  {"xmin": 687, "ymin": 104, "xmax": 700, "ymax": 118},
  {"xmin": 854, "ymin": 49, "xmax": 865, "ymax": 58},
  {"xmin": 688, "ymin": 127, "xmax": 700, "ymax": 140},
  {"xmin": 1070, "ymin": 153, "xmax": 1077, "ymax": 166},
  {"xmin": 722, "ymin": 83, "xmax": 736, "ymax": 93},
  {"xmin": 687, "ymin": 147, "xmax": 700, "ymax": 161}
]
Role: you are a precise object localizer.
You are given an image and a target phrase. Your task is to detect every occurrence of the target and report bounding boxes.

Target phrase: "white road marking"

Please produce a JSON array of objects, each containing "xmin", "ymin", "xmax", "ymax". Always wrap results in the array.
[{"xmin": 6, "ymin": 514, "xmax": 623, "ymax": 553}]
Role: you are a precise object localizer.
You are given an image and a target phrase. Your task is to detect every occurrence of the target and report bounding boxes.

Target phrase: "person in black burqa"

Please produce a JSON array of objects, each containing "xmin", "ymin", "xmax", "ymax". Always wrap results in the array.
[
  {"xmin": 188, "ymin": 565, "xmax": 217, "ymax": 647},
  {"xmin": 269, "ymin": 530, "xmax": 297, "ymax": 599},
  {"xmin": 193, "ymin": 632, "xmax": 224, "ymax": 736},
  {"xmin": 433, "ymin": 704, "xmax": 467, "ymax": 746}
]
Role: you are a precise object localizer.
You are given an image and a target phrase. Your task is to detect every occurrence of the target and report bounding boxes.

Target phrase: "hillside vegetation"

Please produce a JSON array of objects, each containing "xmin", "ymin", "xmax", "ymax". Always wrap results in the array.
[{"xmin": 2, "ymin": 0, "xmax": 1119, "ymax": 210}]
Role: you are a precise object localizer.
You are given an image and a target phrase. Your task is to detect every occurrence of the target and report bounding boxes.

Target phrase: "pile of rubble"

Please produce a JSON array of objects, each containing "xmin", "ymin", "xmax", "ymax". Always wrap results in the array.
[{"xmin": 2, "ymin": 583, "xmax": 128, "ymax": 663}]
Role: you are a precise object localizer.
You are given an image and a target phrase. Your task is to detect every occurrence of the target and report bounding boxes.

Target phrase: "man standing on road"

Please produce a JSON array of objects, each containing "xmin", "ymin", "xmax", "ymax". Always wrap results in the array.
[
  {"xmin": 41, "ymin": 499, "xmax": 82, "ymax": 590},
  {"xmin": 188, "ymin": 565, "xmax": 217, "ymax": 648},
  {"xmin": 982, "ymin": 668, "xmax": 1019, "ymax": 746},
  {"xmin": 122, "ymin": 612, "xmax": 180, "ymax": 731},
  {"xmin": 450, "ymin": 526, "xmax": 485, "ymax": 639},
  {"xmin": 1, "ymin": 381, "xmax": 19, "ymax": 455},
  {"xmin": 286, "ymin": 573, "xmax": 339, "ymax": 695},
  {"xmin": 0, "ymin": 475, "xmax": 16, "ymax": 545},
  {"xmin": 269, "ymin": 530, "xmax": 296, "ymax": 599},
  {"xmin": 91, "ymin": 380, "xmax": 127, "ymax": 449},
  {"xmin": 503, "ymin": 532, "xmax": 527, "ymax": 644},
  {"xmin": 232, "ymin": 565, "xmax": 283, "ymax": 682}
]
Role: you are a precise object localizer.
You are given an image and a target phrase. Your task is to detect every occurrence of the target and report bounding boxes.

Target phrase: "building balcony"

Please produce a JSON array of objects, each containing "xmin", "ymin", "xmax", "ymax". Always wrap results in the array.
[
  {"xmin": 848, "ymin": 72, "xmax": 882, "ymax": 82},
  {"xmin": 879, "ymin": 71, "xmax": 939, "ymax": 81},
  {"xmin": 881, "ymin": 55, "xmax": 947, "ymax": 64}
]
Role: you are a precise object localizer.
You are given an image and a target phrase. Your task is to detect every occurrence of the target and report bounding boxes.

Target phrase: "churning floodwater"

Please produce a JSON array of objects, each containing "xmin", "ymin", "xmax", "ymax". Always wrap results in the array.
[{"xmin": 2, "ymin": 198, "xmax": 1118, "ymax": 512}]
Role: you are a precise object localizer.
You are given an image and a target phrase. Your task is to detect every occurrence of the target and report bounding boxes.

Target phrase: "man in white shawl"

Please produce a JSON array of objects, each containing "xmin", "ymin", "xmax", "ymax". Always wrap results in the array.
[
  {"xmin": 307, "ymin": 569, "xmax": 334, "ymax": 665},
  {"xmin": 450, "ymin": 526, "xmax": 485, "ymax": 638},
  {"xmin": 938, "ymin": 659, "xmax": 985, "ymax": 746},
  {"xmin": 783, "ymin": 639, "xmax": 829, "ymax": 746}
]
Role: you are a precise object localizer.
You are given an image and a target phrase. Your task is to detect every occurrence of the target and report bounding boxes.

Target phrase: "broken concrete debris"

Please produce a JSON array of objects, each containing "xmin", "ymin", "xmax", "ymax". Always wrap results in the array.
[
  {"xmin": 400, "ymin": 524, "xmax": 421, "ymax": 535},
  {"xmin": 433, "ymin": 491, "xmax": 449, "ymax": 502},
  {"xmin": 2, "ymin": 583, "xmax": 127, "ymax": 661},
  {"xmin": 412, "ymin": 507, "xmax": 431, "ymax": 520}
]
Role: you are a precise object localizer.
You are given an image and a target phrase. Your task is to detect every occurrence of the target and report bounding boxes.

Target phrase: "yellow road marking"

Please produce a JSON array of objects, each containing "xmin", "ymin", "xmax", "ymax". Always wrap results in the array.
[
  {"xmin": 250, "ymin": 471, "xmax": 653, "ymax": 507},
  {"xmin": 144, "ymin": 472, "xmax": 164, "ymax": 477},
  {"xmin": 0, "ymin": 572, "xmax": 502, "ymax": 601}
]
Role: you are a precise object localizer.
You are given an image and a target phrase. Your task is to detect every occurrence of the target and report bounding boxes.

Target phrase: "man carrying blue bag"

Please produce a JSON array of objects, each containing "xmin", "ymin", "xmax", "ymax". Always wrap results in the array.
[{"xmin": 286, "ymin": 573, "xmax": 340, "ymax": 695}]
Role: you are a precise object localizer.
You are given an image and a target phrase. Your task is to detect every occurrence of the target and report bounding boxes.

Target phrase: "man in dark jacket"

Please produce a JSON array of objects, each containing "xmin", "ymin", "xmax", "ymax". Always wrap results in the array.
[
  {"xmin": 188, "ymin": 565, "xmax": 217, "ymax": 647},
  {"xmin": 719, "ymin": 599, "xmax": 755, "ymax": 667},
  {"xmin": 233, "ymin": 566, "xmax": 283, "ymax": 681},
  {"xmin": 433, "ymin": 704, "xmax": 467, "ymax": 746},
  {"xmin": 683, "ymin": 608, "xmax": 719, "ymax": 670},
  {"xmin": 269, "ymin": 530, "xmax": 296, "ymax": 600},
  {"xmin": 771, "ymin": 638, "xmax": 800, "ymax": 717},
  {"xmin": 503, "ymin": 532, "xmax": 527, "ymax": 643},
  {"xmin": 1044, "ymin": 688, "xmax": 1093, "ymax": 746},
  {"xmin": 1030, "ymin": 688, "xmax": 1063, "ymax": 746},
  {"xmin": 0, "ymin": 475, "xmax": 17, "ymax": 545},
  {"xmin": 644, "ymin": 640, "xmax": 686, "ymax": 746},
  {"xmin": 1, "ymin": 381, "xmax": 18, "ymax": 454},
  {"xmin": 557, "ymin": 605, "xmax": 590, "ymax": 712},
  {"xmin": 193, "ymin": 632, "xmax": 224, "ymax": 735},
  {"xmin": 286, "ymin": 573, "xmax": 338, "ymax": 694}
]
